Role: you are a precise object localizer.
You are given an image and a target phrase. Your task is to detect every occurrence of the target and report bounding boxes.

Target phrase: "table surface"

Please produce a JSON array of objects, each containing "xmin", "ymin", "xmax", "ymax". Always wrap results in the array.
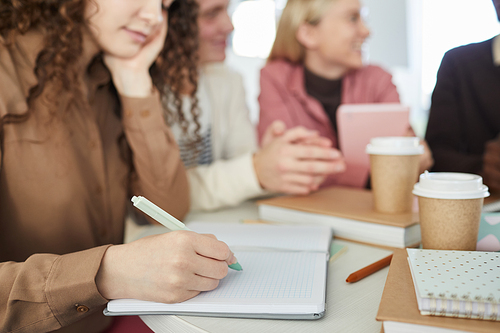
[{"xmin": 127, "ymin": 200, "xmax": 392, "ymax": 333}]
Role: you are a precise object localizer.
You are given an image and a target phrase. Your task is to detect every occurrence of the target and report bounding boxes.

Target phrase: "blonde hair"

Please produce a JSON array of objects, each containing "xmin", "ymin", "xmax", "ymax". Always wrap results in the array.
[{"xmin": 268, "ymin": 0, "xmax": 337, "ymax": 63}]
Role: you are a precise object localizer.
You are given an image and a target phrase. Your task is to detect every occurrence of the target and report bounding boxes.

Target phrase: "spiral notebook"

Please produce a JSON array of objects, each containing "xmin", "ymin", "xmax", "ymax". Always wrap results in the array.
[
  {"xmin": 407, "ymin": 249, "xmax": 500, "ymax": 321},
  {"xmin": 105, "ymin": 223, "xmax": 332, "ymax": 320}
]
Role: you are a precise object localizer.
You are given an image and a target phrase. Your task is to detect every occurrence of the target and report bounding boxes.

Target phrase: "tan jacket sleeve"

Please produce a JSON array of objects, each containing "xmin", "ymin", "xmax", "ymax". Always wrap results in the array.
[
  {"xmin": 120, "ymin": 90, "xmax": 189, "ymax": 220},
  {"xmin": 0, "ymin": 246, "xmax": 111, "ymax": 333},
  {"xmin": 0, "ymin": 36, "xmax": 112, "ymax": 333}
]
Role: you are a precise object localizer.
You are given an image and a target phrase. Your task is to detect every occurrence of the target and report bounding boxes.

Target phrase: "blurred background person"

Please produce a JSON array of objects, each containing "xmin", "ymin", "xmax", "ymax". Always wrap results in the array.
[
  {"xmin": 425, "ymin": 0, "xmax": 500, "ymax": 191},
  {"xmin": 164, "ymin": 0, "xmax": 346, "ymax": 212},
  {"xmin": 258, "ymin": 0, "xmax": 433, "ymax": 188}
]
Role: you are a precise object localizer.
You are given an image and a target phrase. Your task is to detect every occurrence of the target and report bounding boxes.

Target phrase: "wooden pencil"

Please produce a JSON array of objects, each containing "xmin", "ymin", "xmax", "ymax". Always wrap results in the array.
[{"xmin": 346, "ymin": 254, "xmax": 393, "ymax": 283}]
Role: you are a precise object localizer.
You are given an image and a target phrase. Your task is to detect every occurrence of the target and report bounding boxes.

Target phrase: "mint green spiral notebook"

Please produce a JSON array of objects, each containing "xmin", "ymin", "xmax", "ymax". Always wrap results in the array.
[{"xmin": 407, "ymin": 249, "xmax": 500, "ymax": 321}]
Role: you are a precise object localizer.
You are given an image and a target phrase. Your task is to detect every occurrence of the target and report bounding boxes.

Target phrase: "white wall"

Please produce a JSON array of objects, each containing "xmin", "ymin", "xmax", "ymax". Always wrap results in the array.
[
  {"xmin": 363, "ymin": 0, "xmax": 408, "ymax": 68},
  {"xmin": 226, "ymin": 49, "xmax": 265, "ymax": 125}
]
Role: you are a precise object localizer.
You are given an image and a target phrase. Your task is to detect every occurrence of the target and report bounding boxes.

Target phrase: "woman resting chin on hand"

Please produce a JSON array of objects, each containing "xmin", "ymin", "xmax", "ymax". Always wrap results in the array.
[{"xmin": 0, "ymin": 1, "xmax": 234, "ymax": 332}]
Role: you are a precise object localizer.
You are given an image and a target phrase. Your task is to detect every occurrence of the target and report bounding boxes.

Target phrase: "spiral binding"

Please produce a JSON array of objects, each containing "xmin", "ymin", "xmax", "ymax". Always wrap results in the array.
[
  {"xmin": 451, "ymin": 294, "xmax": 460, "ymax": 317},
  {"xmin": 463, "ymin": 295, "xmax": 472, "ymax": 319},
  {"xmin": 487, "ymin": 296, "xmax": 498, "ymax": 321},
  {"xmin": 408, "ymin": 249, "xmax": 500, "ymax": 322},
  {"xmin": 425, "ymin": 293, "xmax": 500, "ymax": 321},
  {"xmin": 439, "ymin": 293, "xmax": 447, "ymax": 316}
]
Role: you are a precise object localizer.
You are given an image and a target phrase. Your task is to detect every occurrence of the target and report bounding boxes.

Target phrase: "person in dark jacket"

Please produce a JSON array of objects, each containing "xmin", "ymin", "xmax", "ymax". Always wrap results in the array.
[{"xmin": 426, "ymin": 0, "xmax": 500, "ymax": 191}]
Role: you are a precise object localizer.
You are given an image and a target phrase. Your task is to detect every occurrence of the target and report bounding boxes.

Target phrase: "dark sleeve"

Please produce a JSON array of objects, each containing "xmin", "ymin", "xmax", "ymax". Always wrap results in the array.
[{"xmin": 425, "ymin": 50, "xmax": 483, "ymax": 173}]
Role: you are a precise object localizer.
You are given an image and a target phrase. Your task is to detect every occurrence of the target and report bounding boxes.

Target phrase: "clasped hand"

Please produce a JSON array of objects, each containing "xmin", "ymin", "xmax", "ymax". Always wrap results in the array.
[{"xmin": 254, "ymin": 120, "xmax": 346, "ymax": 194}]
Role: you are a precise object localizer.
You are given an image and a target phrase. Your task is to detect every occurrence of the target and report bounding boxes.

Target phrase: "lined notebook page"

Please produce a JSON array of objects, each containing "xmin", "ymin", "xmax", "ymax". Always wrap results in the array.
[{"xmin": 407, "ymin": 249, "xmax": 500, "ymax": 320}]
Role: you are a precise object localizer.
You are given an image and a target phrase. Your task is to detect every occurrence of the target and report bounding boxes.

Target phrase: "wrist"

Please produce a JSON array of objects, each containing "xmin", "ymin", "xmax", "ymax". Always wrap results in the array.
[
  {"xmin": 252, "ymin": 152, "xmax": 265, "ymax": 189},
  {"xmin": 96, "ymin": 245, "xmax": 124, "ymax": 300},
  {"xmin": 111, "ymin": 69, "xmax": 154, "ymax": 98}
]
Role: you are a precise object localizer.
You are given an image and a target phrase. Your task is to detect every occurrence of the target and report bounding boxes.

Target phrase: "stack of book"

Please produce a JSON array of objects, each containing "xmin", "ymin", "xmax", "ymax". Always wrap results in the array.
[
  {"xmin": 376, "ymin": 249, "xmax": 500, "ymax": 333},
  {"xmin": 257, "ymin": 186, "xmax": 420, "ymax": 248},
  {"xmin": 477, "ymin": 212, "xmax": 500, "ymax": 251}
]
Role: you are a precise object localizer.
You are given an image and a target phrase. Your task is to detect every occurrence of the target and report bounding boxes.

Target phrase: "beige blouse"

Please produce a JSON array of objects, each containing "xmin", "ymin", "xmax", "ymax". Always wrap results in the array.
[{"xmin": 0, "ymin": 30, "xmax": 189, "ymax": 332}]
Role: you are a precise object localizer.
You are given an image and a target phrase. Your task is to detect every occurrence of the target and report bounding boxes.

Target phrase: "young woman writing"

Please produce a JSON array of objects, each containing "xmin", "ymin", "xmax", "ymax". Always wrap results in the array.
[{"xmin": 0, "ymin": 1, "xmax": 235, "ymax": 332}]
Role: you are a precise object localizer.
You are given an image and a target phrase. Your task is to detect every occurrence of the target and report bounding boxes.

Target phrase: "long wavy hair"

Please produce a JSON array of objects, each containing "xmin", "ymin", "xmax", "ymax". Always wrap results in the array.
[{"xmin": 0, "ymin": 0, "xmax": 200, "ymax": 150}]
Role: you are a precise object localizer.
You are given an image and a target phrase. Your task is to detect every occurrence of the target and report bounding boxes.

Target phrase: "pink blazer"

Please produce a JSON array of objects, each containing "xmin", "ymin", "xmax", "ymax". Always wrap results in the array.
[{"xmin": 257, "ymin": 60, "xmax": 400, "ymax": 188}]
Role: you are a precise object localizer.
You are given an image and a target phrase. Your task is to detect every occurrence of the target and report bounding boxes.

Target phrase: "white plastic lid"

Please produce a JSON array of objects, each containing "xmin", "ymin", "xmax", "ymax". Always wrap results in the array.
[
  {"xmin": 365, "ymin": 137, "xmax": 424, "ymax": 155},
  {"xmin": 412, "ymin": 171, "xmax": 490, "ymax": 199}
]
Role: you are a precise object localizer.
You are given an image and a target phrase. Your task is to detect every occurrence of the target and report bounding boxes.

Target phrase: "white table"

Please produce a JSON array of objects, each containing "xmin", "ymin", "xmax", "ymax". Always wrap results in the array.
[{"xmin": 128, "ymin": 200, "xmax": 392, "ymax": 333}]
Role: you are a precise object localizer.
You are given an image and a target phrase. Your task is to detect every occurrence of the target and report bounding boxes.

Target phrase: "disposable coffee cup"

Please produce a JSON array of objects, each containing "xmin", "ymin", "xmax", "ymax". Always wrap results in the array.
[
  {"xmin": 413, "ymin": 172, "xmax": 489, "ymax": 250},
  {"xmin": 366, "ymin": 137, "xmax": 423, "ymax": 214}
]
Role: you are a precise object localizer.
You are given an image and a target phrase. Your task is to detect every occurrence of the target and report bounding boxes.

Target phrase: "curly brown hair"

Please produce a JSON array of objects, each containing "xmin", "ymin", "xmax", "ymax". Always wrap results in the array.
[{"xmin": 0, "ymin": 0, "xmax": 201, "ymax": 149}]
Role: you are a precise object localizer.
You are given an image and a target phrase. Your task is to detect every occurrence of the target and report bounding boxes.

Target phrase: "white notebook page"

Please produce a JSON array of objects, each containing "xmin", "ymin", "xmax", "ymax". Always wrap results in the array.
[
  {"xmin": 187, "ymin": 222, "xmax": 332, "ymax": 252},
  {"xmin": 107, "ymin": 224, "xmax": 332, "ymax": 316},
  {"xmin": 108, "ymin": 251, "xmax": 327, "ymax": 314}
]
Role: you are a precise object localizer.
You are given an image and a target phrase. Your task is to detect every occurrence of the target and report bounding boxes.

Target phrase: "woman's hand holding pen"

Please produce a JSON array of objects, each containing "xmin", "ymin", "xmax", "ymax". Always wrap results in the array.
[
  {"xmin": 104, "ymin": 10, "xmax": 168, "ymax": 98},
  {"xmin": 254, "ymin": 120, "xmax": 346, "ymax": 195},
  {"xmin": 96, "ymin": 231, "xmax": 235, "ymax": 303}
]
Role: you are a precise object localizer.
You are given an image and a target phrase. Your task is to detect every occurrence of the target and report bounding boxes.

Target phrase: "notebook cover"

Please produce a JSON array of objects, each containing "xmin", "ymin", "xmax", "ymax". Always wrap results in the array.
[
  {"xmin": 477, "ymin": 213, "xmax": 500, "ymax": 251},
  {"xmin": 376, "ymin": 249, "xmax": 500, "ymax": 332},
  {"xmin": 257, "ymin": 186, "xmax": 418, "ymax": 228},
  {"xmin": 336, "ymin": 103, "xmax": 410, "ymax": 188}
]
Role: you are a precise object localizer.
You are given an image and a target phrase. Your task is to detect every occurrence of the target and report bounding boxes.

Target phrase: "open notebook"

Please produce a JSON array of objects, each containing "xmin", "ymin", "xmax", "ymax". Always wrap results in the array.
[{"xmin": 105, "ymin": 223, "xmax": 332, "ymax": 319}]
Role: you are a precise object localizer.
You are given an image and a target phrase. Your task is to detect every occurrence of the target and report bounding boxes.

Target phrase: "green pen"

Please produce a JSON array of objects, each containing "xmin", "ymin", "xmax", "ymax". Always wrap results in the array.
[{"xmin": 131, "ymin": 196, "xmax": 242, "ymax": 271}]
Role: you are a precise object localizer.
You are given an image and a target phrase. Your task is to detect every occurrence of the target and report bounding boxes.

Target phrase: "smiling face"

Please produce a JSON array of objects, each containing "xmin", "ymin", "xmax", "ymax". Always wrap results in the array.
[
  {"xmin": 300, "ymin": 0, "xmax": 369, "ymax": 77},
  {"xmin": 85, "ymin": 0, "xmax": 173, "ymax": 58},
  {"xmin": 197, "ymin": 0, "xmax": 234, "ymax": 64}
]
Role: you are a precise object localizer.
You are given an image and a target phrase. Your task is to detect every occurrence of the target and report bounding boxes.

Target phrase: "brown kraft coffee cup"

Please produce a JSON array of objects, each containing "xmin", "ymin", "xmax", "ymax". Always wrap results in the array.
[
  {"xmin": 366, "ymin": 137, "xmax": 423, "ymax": 214},
  {"xmin": 413, "ymin": 172, "xmax": 489, "ymax": 251}
]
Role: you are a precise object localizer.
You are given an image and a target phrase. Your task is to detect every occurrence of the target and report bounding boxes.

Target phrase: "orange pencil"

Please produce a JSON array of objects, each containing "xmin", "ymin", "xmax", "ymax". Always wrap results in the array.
[{"xmin": 346, "ymin": 254, "xmax": 393, "ymax": 283}]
